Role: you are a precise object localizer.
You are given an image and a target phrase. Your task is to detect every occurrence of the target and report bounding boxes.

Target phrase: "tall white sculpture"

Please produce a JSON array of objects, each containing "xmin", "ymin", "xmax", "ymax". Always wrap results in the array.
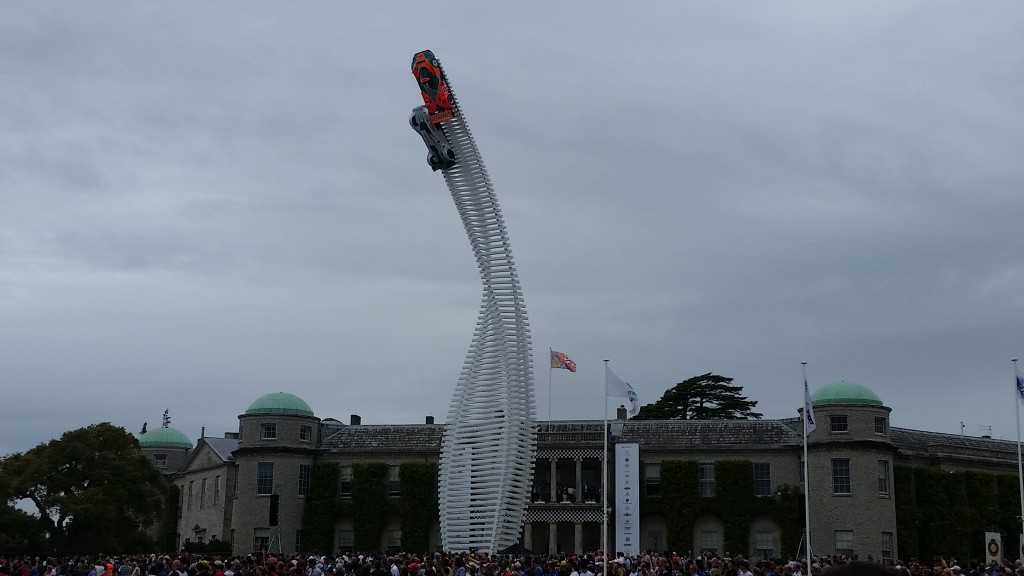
[{"xmin": 409, "ymin": 50, "xmax": 536, "ymax": 552}]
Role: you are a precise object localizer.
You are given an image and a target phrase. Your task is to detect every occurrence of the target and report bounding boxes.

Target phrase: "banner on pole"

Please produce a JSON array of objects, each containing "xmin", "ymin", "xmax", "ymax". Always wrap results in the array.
[
  {"xmin": 615, "ymin": 443, "xmax": 640, "ymax": 555},
  {"xmin": 985, "ymin": 532, "xmax": 1002, "ymax": 564}
]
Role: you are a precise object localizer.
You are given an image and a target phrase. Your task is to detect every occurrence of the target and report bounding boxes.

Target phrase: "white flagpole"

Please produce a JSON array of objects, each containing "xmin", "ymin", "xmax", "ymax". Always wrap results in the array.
[
  {"xmin": 603, "ymin": 359, "xmax": 610, "ymax": 563},
  {"xmin": 1014, "ymin": 358, "xmax": 1023, "ymax": 528},
  {"xmin": 802, "ymin": 361, "xmax": 813, "ymax": 560}
]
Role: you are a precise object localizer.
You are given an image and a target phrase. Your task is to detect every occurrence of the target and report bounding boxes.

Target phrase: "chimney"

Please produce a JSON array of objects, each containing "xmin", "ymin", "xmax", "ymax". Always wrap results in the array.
[
  {"xmin": 350, "ymin": 414, "xmax": 361, "ymax": 426},
  {"xmin": 617, "ymin": 405, "xmax": 628, "ymax": 420},
  {"xmin": 426, "ymin": 416, "xmax": 435, "ymax": 425},
  {"xmin": 200, "ymin": 426, "xmax": 205, "ymax": 439}
]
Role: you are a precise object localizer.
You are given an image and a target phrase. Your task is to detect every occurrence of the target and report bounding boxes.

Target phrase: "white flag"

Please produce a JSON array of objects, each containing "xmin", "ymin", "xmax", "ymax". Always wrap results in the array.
[
  {"xmin": 803, "ymin": 376, "xmax": 817, "ymax": 433},
  {"xmin": 607, "ymin": 364, "xmax": 640, "ymax": 415}
]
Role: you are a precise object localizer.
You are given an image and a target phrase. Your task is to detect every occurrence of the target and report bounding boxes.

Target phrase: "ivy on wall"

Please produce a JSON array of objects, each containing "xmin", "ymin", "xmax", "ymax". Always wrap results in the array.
[
  {"xmin": 313, "ymin": 461, "xmax": 440, "ymax": 552},
  {"xmin": 893, "ymin": 465, "xmax": 919, "ymax": 560},
  {"xmin": 895, "ymin": 467, "xmax": 1023, "ymax": 562},
  {"xmin": 303, "ymin": 461, "xmax": 340, "ymax": 553},
  {"xmin": 716, "ymin": 461, "xmax": 755, "ymax": 554},
  {"xmin": 350, "ymin": 463, "xmax": 390, "ymax": 551},
  {"xmin": 398, "ymin": 462, "xmax": 439, "ymax": 551},
  {"xmin": 639, "ymin": 460, "xmax": 801, "ymax": 557}
]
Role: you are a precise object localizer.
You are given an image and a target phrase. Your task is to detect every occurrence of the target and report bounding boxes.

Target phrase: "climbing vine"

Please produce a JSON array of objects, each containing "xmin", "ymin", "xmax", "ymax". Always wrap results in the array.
[
  {"xmin": 302, "ymin": 461, "xmax": 340, "ymax": 554},
  {"xmin": 398, "ymin": 462, "xmax": 439, "ymax": 551},
  {"xmin": 640, "ymin": 460, "xmax": 800, "ymax": 557},
  {"xmin": 351, "ymin": 463, "xmax": 390, "ymax": 550}
]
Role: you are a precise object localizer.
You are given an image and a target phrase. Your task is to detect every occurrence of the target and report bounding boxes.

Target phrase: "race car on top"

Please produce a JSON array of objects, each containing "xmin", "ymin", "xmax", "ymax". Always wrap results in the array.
[{"xmin": 411, "ymin": 50, "xmax": 454, "ymax": 123}]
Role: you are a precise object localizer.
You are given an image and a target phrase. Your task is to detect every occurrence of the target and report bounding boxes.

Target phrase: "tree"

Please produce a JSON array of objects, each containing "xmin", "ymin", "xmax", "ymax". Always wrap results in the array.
[
  {"xmin": 0, "ymin": 503, "xmax": 47, "ymax": 554},
  {"xmin": 633, "ymin": 372, "xmax": 763, "ymax": 420},
  {"xmin": 0, "ymin": 422, "xmax": 169, "ymax": 553}
]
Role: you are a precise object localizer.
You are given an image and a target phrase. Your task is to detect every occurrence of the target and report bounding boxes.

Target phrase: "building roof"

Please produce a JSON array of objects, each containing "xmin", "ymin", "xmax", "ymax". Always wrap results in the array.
[
  {"xmin": 621, "ymin": 419, "xmax": 802, "ymax": 449},
  {"xmin": 203, "ymin": 436, "xmax": 239, "ymax": 461},
  {"xmin": 244, "ymin": 392, "xmax": 314, "ymax": 417},
  {"xmin": 139, "ymin": 426, "xmax": 193, "ymax": 449},
  {"xmin": 811, "ymin": 380, "xmax": 883, "ymax": 406},
  {"xmin": 319, "ymin": 420, "xmax": 800, "ymax": 453},
  {"xmin": 890, "ymin": 427, "xmax": 1017, "ymax": 462},
  {"xmin": 321, "ymin": 424, "xmax": 445, "ymax": 453}
]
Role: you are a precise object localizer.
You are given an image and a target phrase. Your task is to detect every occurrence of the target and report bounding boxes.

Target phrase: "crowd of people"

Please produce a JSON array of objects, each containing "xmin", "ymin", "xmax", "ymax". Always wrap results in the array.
[{"xmin": 1, "ymin": 550, "xmax": 1019, "ymax": 576}]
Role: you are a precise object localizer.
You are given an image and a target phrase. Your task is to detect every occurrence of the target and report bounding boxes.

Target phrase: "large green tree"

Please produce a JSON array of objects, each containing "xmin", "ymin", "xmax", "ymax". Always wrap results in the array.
[
  {"xmin": 0, "ymin": 422, "xmax": 169, "ymax": 553},
  {"xmin": 633, "ymin": 373, "xmax": 762, "ymax": 420}
]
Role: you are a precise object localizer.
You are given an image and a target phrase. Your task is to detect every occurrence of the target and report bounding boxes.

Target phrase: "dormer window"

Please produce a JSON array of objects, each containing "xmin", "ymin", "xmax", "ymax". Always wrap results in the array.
[{"xmin": 261, "ymin": 423, "xmax": 277, "ymax": 440}]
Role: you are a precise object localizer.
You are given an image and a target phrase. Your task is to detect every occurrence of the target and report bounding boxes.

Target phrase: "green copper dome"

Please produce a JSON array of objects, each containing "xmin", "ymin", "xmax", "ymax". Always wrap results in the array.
[
  {"xmin": 245, "ymin": 392, "xmax": 314, "ymax": 417},
  {"xmin": 139, "ymin": 427, "xmax": 193, "ymax": 449},
  {"xmin": 811, "ymin": 381, "xmax": 883, "ymax": 406}
]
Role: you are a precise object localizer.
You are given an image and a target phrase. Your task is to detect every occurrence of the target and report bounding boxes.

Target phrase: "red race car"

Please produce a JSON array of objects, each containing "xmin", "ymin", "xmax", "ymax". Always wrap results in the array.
[{"xmin": 411, "ymin": 50, "xmax": 454, "ymax": 123}]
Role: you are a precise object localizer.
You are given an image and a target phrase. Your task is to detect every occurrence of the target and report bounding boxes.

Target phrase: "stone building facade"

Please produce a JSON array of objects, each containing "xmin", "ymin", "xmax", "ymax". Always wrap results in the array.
[{"xmin": 139, "ymin": 382, "xmax": 1021, "ymax": 561}]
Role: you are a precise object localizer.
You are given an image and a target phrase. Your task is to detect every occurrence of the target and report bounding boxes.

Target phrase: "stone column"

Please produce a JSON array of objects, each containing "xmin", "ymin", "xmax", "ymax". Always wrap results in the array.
[
  {"xmin": 549, "ymin": 522, "xmax": 558, "ymax": 554},
  {"xmin": 574, "ymin": 523, "xmax": 583, "ymax": 555},
  {"xmin": 550, "ymin": 458, "xmax": 558, "ymax": 502},
  {"xmin": 523, "ymin": 522, "xmax": 533, "ymax": 551},
  {"xmin": 575, "ymin": 458, "xmax": 583, "ymax": 502}
]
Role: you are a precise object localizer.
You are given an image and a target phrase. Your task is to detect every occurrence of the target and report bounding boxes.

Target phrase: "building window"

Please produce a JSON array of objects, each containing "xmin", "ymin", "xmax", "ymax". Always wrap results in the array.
[
  {"xmin": 877, "ymin": 460, "xmax": 890, "ymax": 495},
  {"xmin": 233, "ymin": 464, "xmax": 240, "ymax": 498},
  {"xmin": 646, "ymin": 530, "xmax": 663, "ymax": 552},
  {"xmin": 187, "ymin": 481, "xmax": 194, "ymax": 510},
  {"xmin": 295, "ymin": 529, "xmax": 305, "ymax": 554},
  {"xmin": 874, "ymin": 417, "xmax": 887, "ymax": 435},
  {"xmin": 387, "ymin": 529, "xmax": 402, "ymax": 552},
  {"xmin": 388, "ymin": 465, "xmax": 401, "ymax": 496},
  {"xmin": 754, "ymin": 463, "xmax": 771, "ymax": 496},
  {"xmin": 645, "ymin": 463, "xmax": 661, "ymax": 496},
  {"xmin": 755, "ymin": 532, "xmax": 775, "ymax": 560},
  {"xmin": 832, "ymin": 459, "xmax": 851, "ymax": 494},
  {"xmin": 337, "ymin": 529, "xmax": 354, "ymax": 549},
  {"xmin": 261, "ymin": 423, "xmax": 277, "ymax": 440},
  {"xmin": 257, "ymin": 462, "xmax": 274, "ymax": 495},
  {"xmin": 881, "ymin": 531, "xmax": 894, "ymax": 565},
  {"xmin": 214, "ymin": 475, "xmax": 221, "ymax": 505},
  {"xmin": 830, "ymin": 415, "xmax": 849, "ymax": 433},
  {"xmin": 178, "ymin": 485, "xmax": 185, "ymax": 517},
  {"xmin": 298, "ymin": 464, "xmax": 311, "ymax": 497},
  {"xmin": 339, "ymin": 466, "xmax": 353, "ymax": 496},
  {"xmin": 154, "ymin": 454, "xmax": 167, "ymax": 469},
  {"xmin": 200, "ymin": 478, "xmax": 208, "ymax": 508},
  {"xmin": 699, "ymin": 462, "xmax": 715, "ymax": 497},
  {"xmin": 253, "ymin": 531, "xmax": 270, "ymax": 555},
  {"xmin": 300, "ymin": 425, "xmax": 313, "ymax": 442},
  {"xmin": 699, "ymin": 530, "xmax": 718, "ymax": 554},
  {"xmin": 835, "ymin": 530, "xmax": 854, "ymax": 557}
]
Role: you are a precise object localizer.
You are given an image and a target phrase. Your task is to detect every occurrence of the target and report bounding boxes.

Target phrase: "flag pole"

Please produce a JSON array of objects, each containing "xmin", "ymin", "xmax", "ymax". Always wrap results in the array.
[
  {"xmin": 603, "ymin": 359, "xmax": 610, "ymax": 564},
  {"xmin": 801, "ymin": 361, "xmax": 813, "ymax": 561},
  {"xmin": 1014, "ymin": 358, "xmax": 1023, "ymax": 529}
]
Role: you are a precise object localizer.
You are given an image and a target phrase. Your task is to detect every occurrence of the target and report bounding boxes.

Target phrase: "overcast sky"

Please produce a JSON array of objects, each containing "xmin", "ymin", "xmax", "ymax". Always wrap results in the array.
[{"xmin": 3, "ymin": 2, "xmax": 1024, "ymax": 457}]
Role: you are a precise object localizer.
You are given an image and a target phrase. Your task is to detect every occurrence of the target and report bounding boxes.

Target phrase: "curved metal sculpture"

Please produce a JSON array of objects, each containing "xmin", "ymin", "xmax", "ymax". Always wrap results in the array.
[{"xmin": 409, "ymin": 50, "xmax": 536, "ymax": 552}]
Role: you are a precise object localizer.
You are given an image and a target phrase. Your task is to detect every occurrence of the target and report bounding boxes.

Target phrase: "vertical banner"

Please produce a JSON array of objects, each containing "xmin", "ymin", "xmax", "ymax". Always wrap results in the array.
[
  {"xmin": 985, "ymin": 532, "xmax": 1002, "ymax": 564},
  {"xmin": 615, "ymin": 443, "xmax": 640, "ymax": 555}
]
